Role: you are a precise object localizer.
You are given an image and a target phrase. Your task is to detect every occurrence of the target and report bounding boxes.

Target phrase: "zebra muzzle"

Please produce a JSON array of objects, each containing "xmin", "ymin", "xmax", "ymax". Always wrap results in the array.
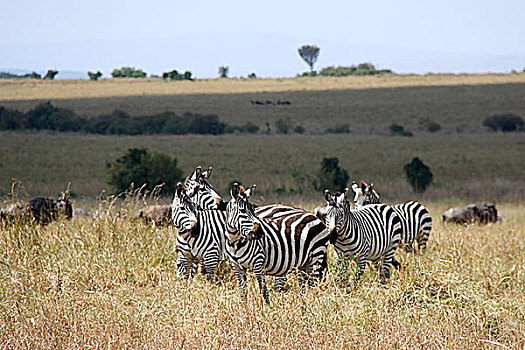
[
  {"xmin": 248, "ymin": 222, "xmax": 264, "ymax": 241},
  {"xmin": 189, "ymin": 220, "xmax": 200, "ymax": 237},
  {"xmin": 329, "ymin": 227, "xmax": 338, "ymax": 244}
]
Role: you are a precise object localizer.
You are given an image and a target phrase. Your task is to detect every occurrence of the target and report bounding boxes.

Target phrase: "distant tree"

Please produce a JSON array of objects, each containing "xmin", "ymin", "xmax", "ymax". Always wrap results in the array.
[
  {"xmin": 248, "ymin": 73, "xmax": 257, "ymax": 79},
  {"xmin": 111, "ymin": 67, "xmax": 147, "ymax": 78},
  {"xmin": 43, "ymin": 70, "xmax": 59, "ymax": 80},
  {"xmin": 107, "ymin": 148, "xmax": 183, "ymax": 196},
  {"xmin": 390, "ymin": 123, "xmax": 413, "ymax": 136},
  {"xmin": 28, "ymin": 72, "xmax": 42, "ymax": 79},
  {"xmin": 313, "ymin": 157, "xmax": 349, "ymax": 193},
  {"xmin": 88, "ymin": 71, "xmax": 103, "ymax": 81},
  {"xmin": 427, "ymin": 122, "xmax": 441, "ymax": 133},
  {"xmin": 162, "ymin": 69, "xmax": 193, "ymax": 81},
  {"xmin": 298, "ymin": 45, "xmax": 320, "ymax": 72},
  {"xmin": 403, "ymin": 157, "xmax": 433, "ymax": 193},
  {"xmin": 294, "ymin": 125, "xmax": 305, "ymax": 134},
  {"xmin": 218, "ymin": 66, "xmax": 229, "ymax": 78}
]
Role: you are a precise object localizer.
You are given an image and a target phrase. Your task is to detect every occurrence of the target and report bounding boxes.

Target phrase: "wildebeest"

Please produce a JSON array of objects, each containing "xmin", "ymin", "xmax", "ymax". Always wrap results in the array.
[
  {"xmin": 136, "ymin": 204, "xmax": 172, "ymax": 225},
  {"xmin": 1, "ymin": 192, "xmax": 73, "ymax": 225},
  {"xmin": 443, "ymin": 202, "xmax": 499, "ymax": 224}
]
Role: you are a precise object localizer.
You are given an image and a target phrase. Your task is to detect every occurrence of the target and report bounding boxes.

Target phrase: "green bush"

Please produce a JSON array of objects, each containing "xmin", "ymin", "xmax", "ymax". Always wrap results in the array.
[
  {"xmin": 294, "ymin": 125, "xmax": 305, "ymax": 134},
  {"xmin": 107, "ymin": 148, "xmax": 183, "ymax": 196},
  {"xmin": 326, "ymin": 124, "xmax": 350, "ymax": 134},
  {"xmin": 390, "ymin": 123, "xmax": 413, "ymax": 136},
  {"xmin": 162, "ymin": 70, "xmax": 193, "ymax": 81},
  {"xmin": 318, "ymin": 64, "xmax": 392, "ymax": 77},
  {"xmin": 43, "ymin": 70, "xmax": 59, "ymax": 80},
  {"xmin": 313, "ymin": 157, "xmax": 349, "ymax": 193},
  {"xmin": 403, "ymin": 157, "xmax": 433, "ymax": 193},
  {"xmin": 88, "ymin": 71, "xmax": 103, "ymax": 81},
  {"xmin": 111, "ymin": 67, "xmax": 147, "ymax": 78},
  {"xmin": 427, "ymin": 122, "xmax": 441, "ymax": 133},
  {"xmin": 483, "ymin": 114, "xmax": 524, "ymax": 132}
]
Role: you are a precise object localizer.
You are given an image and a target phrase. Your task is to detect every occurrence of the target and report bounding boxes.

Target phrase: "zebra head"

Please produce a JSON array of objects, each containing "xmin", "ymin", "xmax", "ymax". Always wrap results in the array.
[
  {"xmin": 184, "ymin": 166, "xmax": 225, "ymax": 210},
  {"xmin": 324, "ymin": 188, "xmax": 349, "ymax": 242},
  {"xmin": 171, "ymin": 182, "xmax": 200, "ymax": 238},
  {"xmin": 226, "ymin": 183, "xmax": 263, "ymax": 242},
  {"xmin": 351, "ymin": 181, "xmax": 380, "ymax": 209}
]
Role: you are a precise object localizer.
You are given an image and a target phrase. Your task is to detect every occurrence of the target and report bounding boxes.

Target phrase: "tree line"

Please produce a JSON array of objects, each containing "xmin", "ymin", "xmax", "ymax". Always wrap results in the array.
[{"xmin": 0, "ymin": 102, "xmax": 260, "ymax": 135}]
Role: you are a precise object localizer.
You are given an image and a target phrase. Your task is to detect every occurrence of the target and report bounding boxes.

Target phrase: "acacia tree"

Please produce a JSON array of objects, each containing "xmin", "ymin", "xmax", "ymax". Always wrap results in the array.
[
  {"xmin": 218, "ymin": 66, "xmax": 229, "ymax": 78},
  {"xmin": 298, "ymin": 45, "xmax": 320, "ymax": 72}
]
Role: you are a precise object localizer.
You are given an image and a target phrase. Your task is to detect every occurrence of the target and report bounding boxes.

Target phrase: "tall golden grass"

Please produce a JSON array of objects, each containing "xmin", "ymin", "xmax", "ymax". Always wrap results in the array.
[{"xmin": 0, "ymin": 199, "xmax": 523, "ymax": 349}]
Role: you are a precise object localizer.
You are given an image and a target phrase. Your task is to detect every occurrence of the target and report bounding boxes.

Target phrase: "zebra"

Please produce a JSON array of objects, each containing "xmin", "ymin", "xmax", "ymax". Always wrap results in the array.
[
  {"xmin": 351, "ymin": 181, "xmax": 433, "ymax": 252},
  {"xmin": 183, "ymin": 165, "xmax": 312, "ymax": 291},
  {"xmin": 324, "ymin": 188, "xmax": 402, "ymax": 283},
  {"xmin": 171, "ymin": 182, "xmax": 227, "ymax": 280},
  {"xmin": 225, "ymin": 183, "xmax": 331, "ymax": 304}
]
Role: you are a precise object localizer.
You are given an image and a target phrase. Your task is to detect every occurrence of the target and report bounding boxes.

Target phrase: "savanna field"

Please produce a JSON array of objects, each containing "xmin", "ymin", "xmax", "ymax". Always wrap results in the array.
[{"xmin": 0, "ymin": 75, "xmax": 524, "ymax": 348}]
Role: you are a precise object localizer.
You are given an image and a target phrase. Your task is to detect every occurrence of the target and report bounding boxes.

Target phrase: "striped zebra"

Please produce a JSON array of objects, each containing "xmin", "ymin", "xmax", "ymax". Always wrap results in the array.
[
  {"xmin": 351, "ymin": 181, "xmax": 433, "ymax": 252},
  {"xmin": 171, "ymin": 183, "xmax": 227, "ymax": 280},
  {"xmin": 324, "ymin": 188, "xmax": 402, "ymax": 282},
  {"xmin": 225, "ymin": 183, "xmax": 331, "ymax": 304},
  {"xmin": 183, "ymin": 165, "xmax": 309, "ymax": 291}
]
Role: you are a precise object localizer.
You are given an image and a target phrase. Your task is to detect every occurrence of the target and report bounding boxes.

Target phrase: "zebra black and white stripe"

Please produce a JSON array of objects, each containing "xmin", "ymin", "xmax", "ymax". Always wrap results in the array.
[
  {"xmin": 225, "ymin": 183, "xmax": 330, "ymax": 304},
  {"xmin": 352, "ymin": 181, "xmax": 433, "ymax": 252},
  {"xmin": 171, "ymin": 183, "xmax": 227, "ymax": 280},
  {"xmin": 324, "ymin": 188, "xmax": 402, "ymax": 282},
  {"xmin": 183, "ymin": 166, "xmax": 309, "ymax": 291}
]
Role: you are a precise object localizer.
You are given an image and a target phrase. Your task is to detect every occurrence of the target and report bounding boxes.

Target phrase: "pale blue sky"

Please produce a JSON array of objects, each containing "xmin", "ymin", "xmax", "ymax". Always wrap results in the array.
[{"xmin": 1, "ymin": 0, "xmax": 524, "ymax": 77}]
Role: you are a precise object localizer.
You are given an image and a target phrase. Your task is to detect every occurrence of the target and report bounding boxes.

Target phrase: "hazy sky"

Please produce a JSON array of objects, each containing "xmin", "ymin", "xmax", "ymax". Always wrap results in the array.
[{"xmin": 2, "ymin": 0, "xmax": 524, "ymax": 77}]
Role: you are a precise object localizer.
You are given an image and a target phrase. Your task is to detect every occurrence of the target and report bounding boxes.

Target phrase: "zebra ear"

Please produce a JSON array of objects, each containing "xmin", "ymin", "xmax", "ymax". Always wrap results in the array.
[
  {"xmin": 324, "ymin": 189, "xmax": 332, "ymax": 202},
  {"xmin": 351, "ymin": 182, "xmax": 360, "ymax": 194},
  {"xmin": 343, "ymin": 188, "xmax": 349, "ymax": 200},
  {"xmin": 202, "ymin": 167, "xmax": 213, "ymax": 179},
  {"xmin": 369, "ymin": 183, "xmax": 374, "ymax": 191},
  {"xmin": 360, "ymin": 181, "xmax": 367, "ymax": 192},
  {"xmin": 176, "ymin": 182, "xmax": 184, "ymax": 197},
  {"xmin": 195, "ymin": 166, "xmax": 202, "ymax": 179},
  {"xmin": 245, "ymin": 184, "xmax": 256, "ymax": 199},
  {"xmin": 231, "ymin": 183, "xmax": 240, "ymax": 199}
]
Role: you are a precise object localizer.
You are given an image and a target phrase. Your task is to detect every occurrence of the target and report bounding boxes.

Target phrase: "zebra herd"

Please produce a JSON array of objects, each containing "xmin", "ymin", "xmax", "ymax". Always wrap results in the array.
[{"xmin": 170, "ymin": 166, "xmax": 433, "ymax": 304}]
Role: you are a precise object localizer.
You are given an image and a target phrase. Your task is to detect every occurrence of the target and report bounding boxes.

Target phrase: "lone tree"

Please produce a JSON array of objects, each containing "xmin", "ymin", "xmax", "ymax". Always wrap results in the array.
[
  {"xmin": 88, "ymin": 71, "xmax": 103, "ymax": 81},
  {"xmin": 107, "ymin": 148, "xmax": 183, "ymax": 196},
  {"xmin": 298, "ymin": 45, "xmax": 320, "ymax": 72},
  {"xmin": 218, "ymin": 66, "xmax": 229, "ymax": 78},
  {"xmin": 43, "ymin": 70, "xmax": 59, "ymax": 80},
  {"xmin": 403, "ymin": 157, "xmax": 433, "ymax": 193}
]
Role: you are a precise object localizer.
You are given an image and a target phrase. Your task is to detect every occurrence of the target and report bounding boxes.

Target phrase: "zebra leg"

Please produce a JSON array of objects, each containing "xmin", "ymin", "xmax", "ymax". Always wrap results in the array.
[
  {"xmin": 416, "ymin": 229, "xmax": 430, "ymax": 252},
  {"xmin": 354, "ymin": 255, "xmax": 367, "ymax": 283},
  {"xmin": 380, "ymin": 248, "xmax": 397, "ymax": 283},
  {"xmin": 274, "ymin": 275, "xmax": 287, "ymax": 291},
  {"xmin": 231, "ymin": 262, "xmax": 248, "ymax": 300},
  {"xmin": 404, "ymin": 243, "xmax": 414, "ymax": 253},
  {"xmin": 391, "ymin": 257, "xmax": 401, "ymax": 270},
  {"xmin": 253, "ymin": 263, "xmax": 269, "ymax": 304},
  {"xmin": 203, "ymin": 251, "xmax": 220, "ymax": 283},
  {"xmin": 176, "ymin": 252, "xmax": 191, "ymax": 279}
]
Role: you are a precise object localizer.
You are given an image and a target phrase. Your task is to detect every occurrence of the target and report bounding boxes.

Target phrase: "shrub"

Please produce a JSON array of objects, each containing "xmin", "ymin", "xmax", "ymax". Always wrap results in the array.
[
  {"xmin": 275, "ymin": 119, "xmax": 290, "ymax": 134},
  {"xmin": 318, "ymin": 64, "xmax": 392, "ymax": 77},
  {"xmin": 390, "ymin": 123, "xmax": 413, "ymax": 136},
  {"xmin": 107, "ymin": 148, "xmax": 183, "ymax": 196},
  {"xmin": 111, "ymin": 67, "xmax": 147, "ymax": 78},
  {"xmin": 313, "ymin": 157, "xmax": 349, "ymax": 193},
  {"xmin": 326, "ymin": 124, "xmax": 350, "ymax": 134},
  {"xmin": 88, "ymin": 71, "xmax": 103, "ymax": 81},
  {"xmin": 483, "ymin": 114, "xmax": 524, "ymax": 132},
  {"xmin": 162, "ymin": 70, "xmax": 193, "ymax": 81},
  {"xmin": 403, "ymin": 157, "xmax": 433, "ymax": 193},
  {"xmin": 294, "ymin": 125, "xmax": 305, "ymax": 134},
  {"xmin": 43, "ymin": 70, "xmax": 59, "ymax": 80},
  {"xmin": 427, "ymin": 122, "xmax": 441, "ymax": 133}
]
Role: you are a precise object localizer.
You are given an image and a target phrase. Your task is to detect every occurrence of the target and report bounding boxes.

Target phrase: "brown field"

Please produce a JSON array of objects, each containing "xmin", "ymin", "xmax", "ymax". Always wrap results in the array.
[{"xmin": 0, "ymin": 201, "xmax": 523, "ymax": 349}]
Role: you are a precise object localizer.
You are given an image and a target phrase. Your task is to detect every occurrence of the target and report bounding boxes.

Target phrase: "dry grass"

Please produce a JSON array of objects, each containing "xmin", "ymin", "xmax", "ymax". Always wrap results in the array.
[
  {"xmin": 0, "ymin": 200, "xmax": 523, "ymax": 349},
  {"xmin": 2, "ymin": 74, "xmax": 525, "ymax": 101}
]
